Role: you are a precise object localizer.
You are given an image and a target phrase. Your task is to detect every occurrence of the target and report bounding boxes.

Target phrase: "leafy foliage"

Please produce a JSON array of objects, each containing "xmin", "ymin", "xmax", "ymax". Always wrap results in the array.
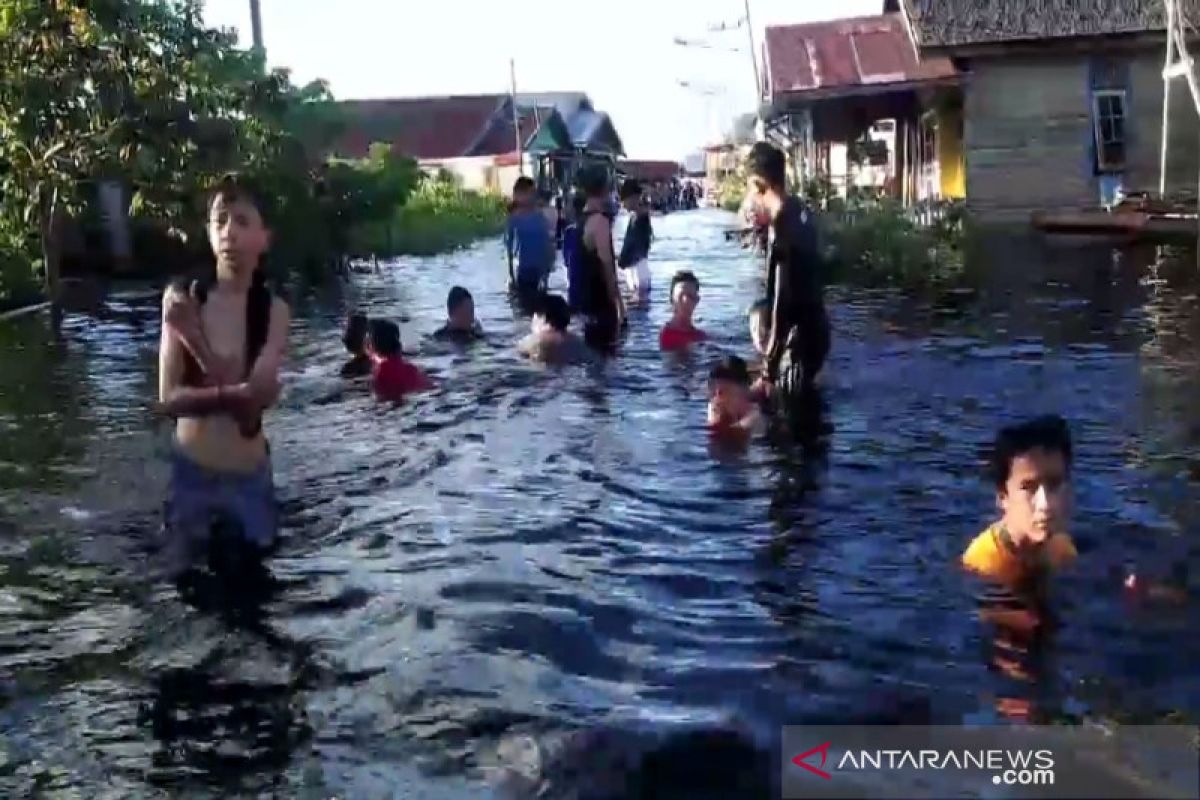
[
  {"xmin": 819, "ymin": 194, "xmax": 970, "ymax": 294},
  {"xmin": 391, "ymin": 174, "xmax": 507, "ymax": 256},
  {"xmin": 716, "ymin": 165, "xmax": 747, "ymax": 213},
  {"xmin": 0, "ymin": 0, "xmax": 500, "ymax": 302}
]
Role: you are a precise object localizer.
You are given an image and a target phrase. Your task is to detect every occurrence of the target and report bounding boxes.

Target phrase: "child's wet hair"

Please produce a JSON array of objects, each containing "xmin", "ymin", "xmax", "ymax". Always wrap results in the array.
[
  {"xmin": 534, "ymin": 293, "xmax": 571, "ymax": 332},
  {"xmin": 447, "ymin": 286, "xmax": 472, "ymax": 315},
  {"xmin": 343, "ymin": 313, "xmax": 369, "ymax": 354},
  {"xmin": 670, "ymin": 271, "xmax": 700, "ymax": 298},
  {"xmin": 989, "ymin": 415, "xmax": 1073, "ymax": 490},
  {"xmin": 709, "ymin": 355, "xmax": 751, "ymax": 387},
  {"xmin": 368, "ymin": 319, "xmax": 402, "ymax": 357},
  {"xmin": 749, "ymin": 299, "xmax": 769, "ymax": 320},
  {"xmin": 207, "ymin": 172, "xmax": 273, "ymax": 225}
]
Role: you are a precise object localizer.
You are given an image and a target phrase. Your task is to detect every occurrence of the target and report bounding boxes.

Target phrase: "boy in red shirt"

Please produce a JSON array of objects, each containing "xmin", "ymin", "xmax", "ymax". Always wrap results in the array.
[
  {"xmin": 659, "ymin": 271, "xmax": 706, "ymax": 351},
  {"xmin": 367, "ymin": 319, "xmax": 433, "ymax": 400}
]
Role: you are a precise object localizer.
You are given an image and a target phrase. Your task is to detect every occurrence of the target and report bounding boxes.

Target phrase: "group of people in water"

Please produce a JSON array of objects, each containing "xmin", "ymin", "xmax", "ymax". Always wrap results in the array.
[{"xmin": 154, "ymin": 144, "xmax": 1183, "ymax": 658}]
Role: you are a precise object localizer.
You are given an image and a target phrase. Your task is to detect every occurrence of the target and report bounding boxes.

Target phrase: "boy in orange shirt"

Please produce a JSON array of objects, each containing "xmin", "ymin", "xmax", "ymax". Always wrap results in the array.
[{"xmin": 963, "ymin": 415, "xmax": 1078, "ymax": 589}]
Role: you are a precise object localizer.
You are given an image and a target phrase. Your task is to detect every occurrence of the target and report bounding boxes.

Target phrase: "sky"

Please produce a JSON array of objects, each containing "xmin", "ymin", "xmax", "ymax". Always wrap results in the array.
[{"xmin": 201, "ymin": 0, "xmax": 880, "ymax": 160}]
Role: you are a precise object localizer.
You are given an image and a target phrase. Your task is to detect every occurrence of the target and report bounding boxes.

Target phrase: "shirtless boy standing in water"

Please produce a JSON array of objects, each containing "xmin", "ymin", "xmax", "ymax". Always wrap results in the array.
[{"xmin": 158, "ymin": 175, "xmax": 291, "ymax": 576}]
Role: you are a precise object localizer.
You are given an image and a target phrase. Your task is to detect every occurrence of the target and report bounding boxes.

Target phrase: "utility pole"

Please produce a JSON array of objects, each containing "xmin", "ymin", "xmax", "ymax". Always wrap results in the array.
[
  {"xmin": 744, "ymin": 0, "xmax": 762, "ymax": 105},
  {"xmin": 510, "ymin": 59, "xmax": 525, "ymax": 176},
  {"xmin": 249, "ymin": 0, "xmax": 265, "ymax": 56}
]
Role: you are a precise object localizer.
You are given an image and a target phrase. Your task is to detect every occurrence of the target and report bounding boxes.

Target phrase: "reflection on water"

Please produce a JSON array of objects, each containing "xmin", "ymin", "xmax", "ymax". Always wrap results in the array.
[{"xmin": 0, "ymin": 212, "xmax": 1198, "ymax": 796}]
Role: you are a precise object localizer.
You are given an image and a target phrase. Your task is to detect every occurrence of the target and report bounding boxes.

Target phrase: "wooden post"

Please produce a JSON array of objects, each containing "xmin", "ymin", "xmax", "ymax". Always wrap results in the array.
[
  {"xmin": 1160, "ymin": 0, "xmax": 1175, "ymax": 197},
  {"xmin": 744, "ymin": 0, "xmax": 762, "ymax": 105},
  {"xmin": 510, "ymin": 59, "xmax": 524, "ymax": 177}
]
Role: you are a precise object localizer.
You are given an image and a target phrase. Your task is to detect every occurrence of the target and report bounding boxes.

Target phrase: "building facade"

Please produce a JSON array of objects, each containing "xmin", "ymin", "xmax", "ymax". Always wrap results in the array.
[
  {"xmin": 761, "ymin": 12, "xmax": 962, "ymax": 206},
  {"xmin": 331, "ymin": 92, "xmax": 623, "ymax": 196},
  {"xmin": 897, "ymin": 0, "xmax": 1200, "ymax": 220}
]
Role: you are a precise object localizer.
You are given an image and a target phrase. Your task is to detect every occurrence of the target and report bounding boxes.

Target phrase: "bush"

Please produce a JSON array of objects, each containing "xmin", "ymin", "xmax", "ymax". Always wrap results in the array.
[
  {"xmin": 351, "ymin": 172, "xmax": 507, "ymax": 257},
  {"xmin": 819, "ymin": 195, "xmax": 969, "ymax": 293},
  {"xmin": 0, "ymin": 230, "xmax": 41, "ymax": 313},
  {"xmin": 717, "ymin": 169, "xmax": 746, "ymax": 213}
]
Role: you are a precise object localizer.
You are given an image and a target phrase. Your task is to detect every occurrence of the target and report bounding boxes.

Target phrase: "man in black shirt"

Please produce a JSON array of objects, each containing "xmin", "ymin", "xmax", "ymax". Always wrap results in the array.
[
  {"xmin": 746, "ymin": 142, "xmax": 830, "ymax": 398},
  {"xmin": 618, "ymin": 179, "xmax": 653, "ymax": 298}
]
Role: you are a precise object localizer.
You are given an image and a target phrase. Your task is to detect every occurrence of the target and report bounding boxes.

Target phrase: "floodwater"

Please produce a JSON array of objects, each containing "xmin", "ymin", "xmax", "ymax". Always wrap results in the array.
[{"xmin": 0, "ymin": 210, "xmax": 1197, "ymax": 798}]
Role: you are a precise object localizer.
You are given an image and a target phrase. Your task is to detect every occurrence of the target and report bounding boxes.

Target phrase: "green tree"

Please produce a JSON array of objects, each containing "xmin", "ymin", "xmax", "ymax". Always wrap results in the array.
[
  {"xmin": 0, "ymin": 0, "xmax": 351, "ymax": 291},
  {"xmin": 0, "ymin": 0, "xmax": 226, "ymax": 296}
]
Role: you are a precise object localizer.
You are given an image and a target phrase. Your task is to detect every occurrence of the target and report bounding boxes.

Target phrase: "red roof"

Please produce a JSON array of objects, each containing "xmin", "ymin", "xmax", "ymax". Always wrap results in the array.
[
  {"xmin": 619, "ymin": 160, "xmax": 682, "ymax": 182},
  {"xmin": 331, "ymin": 95, "xmax": 506, "ymax": 160},
  {"xmin": 765, "ymin": 13, "xmax": 956, "ymax": 99}
]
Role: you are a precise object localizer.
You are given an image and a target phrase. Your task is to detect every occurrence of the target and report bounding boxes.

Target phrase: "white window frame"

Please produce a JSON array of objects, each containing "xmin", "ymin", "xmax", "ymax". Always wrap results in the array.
[{"xmin": 1092, "ymin": 89, "xmax": 1127, "ymax": 172}]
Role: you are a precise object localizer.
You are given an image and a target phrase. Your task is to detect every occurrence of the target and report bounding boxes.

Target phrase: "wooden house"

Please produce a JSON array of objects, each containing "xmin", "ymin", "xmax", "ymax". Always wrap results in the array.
[
  {"xmin": 895, "ymin": 0, "xmax": 1200, "ymax": 221},
  {"xmin": 517, "ymin": 92, "xmax": 626, "ymax": 188},
  {"xmin": 330, "ymin": 92, "xmax": 619, "ymax": 196},
  {"xmin": 761, "ymin": 13, "xmax": 962, "ymax": 206}
]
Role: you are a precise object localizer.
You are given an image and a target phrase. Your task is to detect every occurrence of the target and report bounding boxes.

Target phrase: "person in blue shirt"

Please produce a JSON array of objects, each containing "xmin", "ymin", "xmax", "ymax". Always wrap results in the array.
[{"xmin": 505, "ymin": 177, "xmax": 554, "ymax": 301}]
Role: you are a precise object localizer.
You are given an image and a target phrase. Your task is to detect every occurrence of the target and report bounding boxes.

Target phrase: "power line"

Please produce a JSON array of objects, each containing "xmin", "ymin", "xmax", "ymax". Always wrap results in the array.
[{"xmin": 672, "ymin": 35, "xmax": 745, "ymax": 53}]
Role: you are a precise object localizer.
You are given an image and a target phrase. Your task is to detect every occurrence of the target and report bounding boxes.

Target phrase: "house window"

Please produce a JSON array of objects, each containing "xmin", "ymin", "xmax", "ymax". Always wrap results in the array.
[{"xmin": 1092, "ymin": 90, "xmax": 1127, "ymax": 172}]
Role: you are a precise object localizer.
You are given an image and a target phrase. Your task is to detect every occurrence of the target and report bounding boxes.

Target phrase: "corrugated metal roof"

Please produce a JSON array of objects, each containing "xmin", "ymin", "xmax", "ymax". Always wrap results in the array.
[
  {"xmin": 765, "ymin": 13, "xmax": 957, "ymax": 100},
  {"xmin": 515, "ymin": 91, "xmax": 591, "ymax": 118},
  {"xmin": 469, "ymin": 106, "xmax": 538, "ymax": 158},
  {"xmin": 568, "ymin": 109, "xmax": 625, "ymax": 156},
  {"xmin": 330, "ymin": 91, "xmax": 625, "ymax": 161},
  {"xmin": 901, "ymin": 0, "xmax": 1200, "ymax": 50},
  {"xmin": 331, "ymin": 95, "xmax": 505, "ymax": 160}
]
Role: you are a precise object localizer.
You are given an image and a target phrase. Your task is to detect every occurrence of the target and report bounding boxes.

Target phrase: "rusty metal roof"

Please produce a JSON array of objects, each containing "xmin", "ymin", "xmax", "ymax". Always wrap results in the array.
[
  {"xmin": 765, "ymin": 13, "xmax": 957, "ymax": 100},
  {"xmin": 331, "ymin": 95, "xmax": 506, "ymax": 161}
]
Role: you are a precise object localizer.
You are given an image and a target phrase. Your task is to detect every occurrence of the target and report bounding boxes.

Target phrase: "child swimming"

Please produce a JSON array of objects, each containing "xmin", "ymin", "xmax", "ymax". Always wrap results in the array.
[
  {"xmin": 368, "ymin": 319, "xmax": 434, "ymax": 400},
  {"xmin": 707, "ymin": 355, "xmax": 762, "ymax": 435},
  {"xmin": 963, "ymin": 416, "xmax": 1078, "ymax": 590},
  {"xmin": 519, "ymin": 293, "xmax": 591, "ymax": 364},
  {"xmin": 659, "ymin": 271, "xmax": 706, "ymax": 351},
  {"xmin": 340, "ymin": 312, "xmax": 372, "ymax": 378},
  {"xmin": 433, "ymin": 286, "xmax": 483, "ymax": 343},
  {"xmin": 158, "ymin": 174, "xmax": 291, "ymax": 576}
]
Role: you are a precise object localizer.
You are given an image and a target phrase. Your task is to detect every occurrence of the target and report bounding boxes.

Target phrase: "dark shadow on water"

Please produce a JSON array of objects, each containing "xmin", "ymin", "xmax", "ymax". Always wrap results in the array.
[
  {"xmin": 143, "ymin": 661, "xmax": 313, "ymax": 794},
  {"xmin": 765, "ymin": 385, "xmax": 832, "ymax": 537},
  {"xmin": 142, "ymin": 531, "xmax": 318, "ymax": 792},
  {"xmin": 495, "ymin": 725, "xmax": 775, "ymax": 800}
]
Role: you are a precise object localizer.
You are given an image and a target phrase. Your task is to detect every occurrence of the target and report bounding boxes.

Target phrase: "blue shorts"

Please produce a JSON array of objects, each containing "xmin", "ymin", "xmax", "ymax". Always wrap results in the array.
[{"xmin": 163, "ymin": 447, "xmax": 277, "ymax": 575}]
